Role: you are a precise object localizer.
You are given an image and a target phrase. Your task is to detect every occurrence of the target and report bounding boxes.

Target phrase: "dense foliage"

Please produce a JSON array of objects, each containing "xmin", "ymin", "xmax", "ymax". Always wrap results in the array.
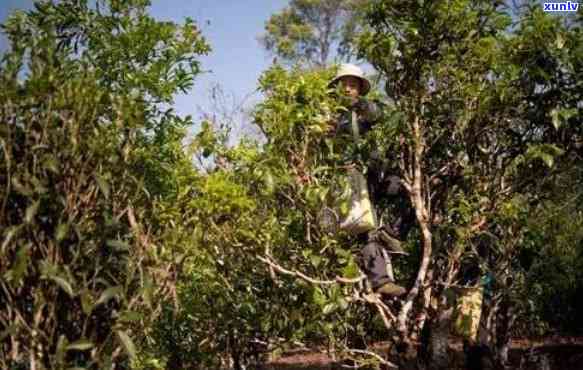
[
  {"xmin": 1, "ymin": 0, "xmax": 581, "ymax": 369},
  {"xmin": 0, "ymin": 0, "xmax": 209, "ymax": 368},
  {"xmin": 259, "ymin": 0, "xmax": 368, "ymax": 66},
  {"xmin": 357, "ymin": 0, "xmax": 581, "ymax": 366}
]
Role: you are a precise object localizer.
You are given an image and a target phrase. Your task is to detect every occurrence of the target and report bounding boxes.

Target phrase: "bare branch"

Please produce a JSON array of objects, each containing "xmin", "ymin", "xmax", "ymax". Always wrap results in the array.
[
  {"xmin": 348, "ymin": 293, "xmax": 397, "ymax": 326},
  {"xmin": 344, "ymin": 348, "xmax": 398, "ymax": 368},
  {"xmin": 398, "ymin": 112, "xmax": 433, "ymax": 336},
  {"xmin": 429, "ymin": 164, "xmax": 450, "ymax": 183},
  {"xmin": 258, "ymin": 255, "xmax": 365, "ymax": 285}
]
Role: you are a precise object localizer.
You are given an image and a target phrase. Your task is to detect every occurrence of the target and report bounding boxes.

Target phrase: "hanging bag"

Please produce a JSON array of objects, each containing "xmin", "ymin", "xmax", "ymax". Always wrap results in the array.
[
  {"xmin": 338, "ymin": 111, "xmax": 377, "ymax": 234},
  {"xmin": 452, "ymin": 286, "xmax": 484, "ymax": 342}
]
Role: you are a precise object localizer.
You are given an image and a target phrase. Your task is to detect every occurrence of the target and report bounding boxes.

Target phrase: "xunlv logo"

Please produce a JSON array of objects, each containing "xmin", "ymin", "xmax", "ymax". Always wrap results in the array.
[{"xmin": 543, "ymin": 1, "xmax": 580, "ymax": 11}]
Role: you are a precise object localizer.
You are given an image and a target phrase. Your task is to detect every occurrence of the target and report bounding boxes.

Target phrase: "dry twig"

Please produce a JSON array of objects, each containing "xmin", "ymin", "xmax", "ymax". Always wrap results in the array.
[
  {"xmin": 342, "ymin": 348, "xmax": 398, "ymax": 369},
  {"xmin": 258, "ymin": 255, "xmax": 365, "ymax": 285}
]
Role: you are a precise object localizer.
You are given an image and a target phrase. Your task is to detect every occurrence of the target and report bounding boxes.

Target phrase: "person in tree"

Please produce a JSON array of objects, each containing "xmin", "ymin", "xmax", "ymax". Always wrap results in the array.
[{"xmin": 327, "ymin": 63, "xmax": 413, "ymax": 297}]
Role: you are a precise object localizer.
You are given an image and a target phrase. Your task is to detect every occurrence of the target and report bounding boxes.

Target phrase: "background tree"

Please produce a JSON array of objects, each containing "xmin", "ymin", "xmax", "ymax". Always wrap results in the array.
[
  {"xmin": 259, "ymin": 0, "xmax": 367, "ymax": 67},
  {"xmin": 520, "ymin": 164, "xmax": 583, "ymax": 336}
]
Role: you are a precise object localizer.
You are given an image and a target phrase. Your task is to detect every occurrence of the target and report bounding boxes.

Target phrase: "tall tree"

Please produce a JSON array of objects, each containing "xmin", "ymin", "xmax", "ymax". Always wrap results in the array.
[
  {"xmin": 359, "ymin": 0, "xmax": 581, "ymax": 367},
  {"xmin": 0, "ymin": 0, "xmax": 209, "ymax": 368},
  {"xmin": 242, "ymin": 1, "xmax": 580, "ymax": 368},
  {"xmin": 259, "ymin": 0, "xmax": 367, "ymax": 66}
]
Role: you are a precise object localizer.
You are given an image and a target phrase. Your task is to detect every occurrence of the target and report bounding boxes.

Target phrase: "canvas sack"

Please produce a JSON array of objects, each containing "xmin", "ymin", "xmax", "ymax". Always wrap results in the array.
[
  {"xmin": 452, "ymin": 286, "xmax": 484, "ymax": 342},
  {"xmin": 338, "ymin": 111, "xmax": 377, "ymax": 234}
]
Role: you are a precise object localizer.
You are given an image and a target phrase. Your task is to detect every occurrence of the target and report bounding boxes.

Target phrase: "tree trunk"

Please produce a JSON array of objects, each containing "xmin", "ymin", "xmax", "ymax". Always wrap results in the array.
[
  {"xmin": 428, "ymin": 304, "xmax": 454, "ymax": 370},
  {"xmin": 395, "ymin": 338, "xmax": 419, "ymax": 370},
  {"xmin": 494, "ymin": 298, "xmax": 515, "ymax": 368},
  {"xmin": 472, "ymin": 293, "xmax": 516, "ymax": 369},
  {"xmin": 390, "ymin": 111, "xmax": 433, "ymax": 369}
]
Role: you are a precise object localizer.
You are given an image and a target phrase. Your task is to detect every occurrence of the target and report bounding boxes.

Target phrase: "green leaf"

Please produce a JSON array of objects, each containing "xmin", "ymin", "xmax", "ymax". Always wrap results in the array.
[
  {"xmin": 95, "ymin": 286, "xmax": 122, "ymax": 307},
  {"xmin": 4, "ymin": 245, "xmax": 29, "ymax": 283},
  {"xmin": 117, "ymin": 330, "xmax": 137, "ymax": 359},
  {"xmin": 540, "ymin": 153, "xmax": 554, "ymax": 168},
  {"xmin": 43, "ymin": 156, "xmax": 59, "ymax": 173},
  {"xmin": 323, "ymin": 302, "xmax": 336, "ymax": 315},
  {"xmin": 80, "ymin": 290, "xmax": 94, "ymax": 315},
  {"xmin": 55, "ymin": 222, "xmax": 69, "ymax": 242},
  {"xmin": 339, "ymin": 199, "xmax": 349, "ymax": 216},
  {"xmin": 68, "ymin": 339, "xmax": 94, "ymax": 351},
  {"xmin": 56, "ymin": 335, "xmax": 68, "ymax": 367},
  {"xmin": 1, "ymin": 226, "xmax": 21, "ymax": 253},
  {"xmin": 525, "ymin": 144, "xmax": 564, "ymax": 168},
  {"xmin": 555, "ymin": 33, "xmax": 565, "ymax": 49},
  {"xmin": 0, "ymin": 325, "xmax": 17, "ymax": 342},
  {"xmin": 560, "ymin": 108, "xmax": 578, "ymax": 121},
  {"xmin": 50, "ymin": 276, "xmax": 75, "ymax": 298},
  {"xmin": 552, "ymin": 107, "xmax": 578, "ymax": 130},
  {"xmin": 337, "ymin": 297, "xmax": 349, "ymax": 311},
  {"xmin": 142, "ymin": 275, "xmax": 154, "ymax": 308},
  {"xmin": 106, "ymin": 239, "xmax": 130, "ymax": 251},
  {"xmin": 309, "ymin": 254, "xmax": 322, "ymax": 268},
  {"xmin": 309, "ymin": 124, "xmax": 324, "ymax": 134},
  {"xmin": 94, "ymin": 174, "xmax": 110, "ymax": 199},
  {"xmin": 25, "ymin": 200, "xmax": 40, "ymax": 223},
  {"xmin": 11, "ymin": 177, "xmax": 32, "ymax": 196},
  {"xmin": 341, "ymin": 259, "xmax": 360, "ymax": 279},
  {"xmin": 551, "ymin": 109, "xmax": 561, "ymax": 130},
  {"xmin": 265, "ymin": 172, "xmax": 275, "ymax": 194},
  {"xmin": 312, "ymin": 287, "xmax": 326, "ymax": 307},
  {"xmin": 118, "ymin": 310, "xmax": 143, "ymax": 323}
]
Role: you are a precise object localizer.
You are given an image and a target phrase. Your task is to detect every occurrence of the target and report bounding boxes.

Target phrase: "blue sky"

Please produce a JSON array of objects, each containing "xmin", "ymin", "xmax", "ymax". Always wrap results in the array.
[
  {"xmin": 148, "ymin": 0, "xmax": 289, "ymax": 119},
  {"xmin": 0, "ymin": 0, "xmax": 288, "ymax": 121}
]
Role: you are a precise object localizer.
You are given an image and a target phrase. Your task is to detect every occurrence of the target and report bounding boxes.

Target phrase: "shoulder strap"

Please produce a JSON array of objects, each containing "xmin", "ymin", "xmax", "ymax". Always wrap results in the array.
[{"xmin": 350, "ymin": 110, "xmax": 360, "ymax": 141}]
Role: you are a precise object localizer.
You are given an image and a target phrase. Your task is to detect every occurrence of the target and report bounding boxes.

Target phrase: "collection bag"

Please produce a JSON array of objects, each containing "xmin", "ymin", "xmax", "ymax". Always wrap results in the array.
[
  {"xmin": 452, "ymin": 286, "xmax": 484, "ymax": 342},
  {"xmin": 338, "ymin": 111, "xmax": 377, "ymax": 234},
  {"xmin": 338, "ymin": 168, "xmax": 376, "ymax": 234}
]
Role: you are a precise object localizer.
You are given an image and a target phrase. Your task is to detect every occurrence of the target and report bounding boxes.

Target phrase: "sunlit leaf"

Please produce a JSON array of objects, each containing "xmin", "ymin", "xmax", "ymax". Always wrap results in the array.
[
  {"xmin": 25, "ymin": 200, "xmax": 40, "ymax": 223},
  {"xmin": 80, "ymin": 290, "xmax": 94, "ymax": 315},
  {"xmin": 67, "ymin": 339, "xmax": 94, "ymax": 351},
  {"xmin": 106, "ymin": 239, "xmax": 130, "ymax": 251},
  {"xmin": 55, "ymin": 222, "xmax": 69, "ymax": 242},
  {"xmin": 117, "ymin": 330, "xmax": 137, "ymax": 359},
  {"xmin": 95, "ymin": 286, "xmax": 122, "ymax": 307},
  {"xmin": 94, "ymin": 174, "xmax": 110, "ymax": 199},
  {"xmin": 50, "ymin": 276, "xmax": 75, "ymax": 298}
]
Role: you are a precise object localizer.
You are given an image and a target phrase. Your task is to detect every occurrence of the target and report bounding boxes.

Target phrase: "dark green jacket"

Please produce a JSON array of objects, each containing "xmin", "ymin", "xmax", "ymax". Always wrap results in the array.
[{"xmin": 334, "ymin": 97, "xmax": 383, "ymax": 139}]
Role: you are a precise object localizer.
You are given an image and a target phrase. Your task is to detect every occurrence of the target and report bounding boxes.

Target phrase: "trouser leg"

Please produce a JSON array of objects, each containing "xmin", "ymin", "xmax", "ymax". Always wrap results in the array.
[
  {"xmin": 360, "ymin": 240, "xmax": 391, "ymax": 290},
  {"xmin": 389, "ymin": 189, "xmax": 416, "ymax": 240}
]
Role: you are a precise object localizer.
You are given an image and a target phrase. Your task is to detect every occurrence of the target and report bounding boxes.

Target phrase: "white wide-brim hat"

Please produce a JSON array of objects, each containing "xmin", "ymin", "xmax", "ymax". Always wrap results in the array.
[{"xmin": 329, "ymin": 63, "xmax": 371, "ymax": 96}]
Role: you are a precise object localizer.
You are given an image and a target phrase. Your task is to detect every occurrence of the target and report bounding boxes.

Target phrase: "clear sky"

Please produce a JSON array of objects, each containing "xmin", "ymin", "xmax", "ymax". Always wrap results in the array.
[
  {"xmin": 148, "ymin": 0, "xmax": 289, "ymax": 120},
  {"xmin": 0, "ymin": 0, "xmax": 288, "ymax": 122}
]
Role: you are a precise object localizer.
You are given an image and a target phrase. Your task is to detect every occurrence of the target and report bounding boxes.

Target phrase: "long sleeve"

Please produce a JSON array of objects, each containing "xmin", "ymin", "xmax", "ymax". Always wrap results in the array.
[
  {"xmin": 332, "ymin": 98, "xmax": 384, "ymax": 139},
  {"xmin": 354, "ymin": 98, "xmax": 383, "ymax": 128}
]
